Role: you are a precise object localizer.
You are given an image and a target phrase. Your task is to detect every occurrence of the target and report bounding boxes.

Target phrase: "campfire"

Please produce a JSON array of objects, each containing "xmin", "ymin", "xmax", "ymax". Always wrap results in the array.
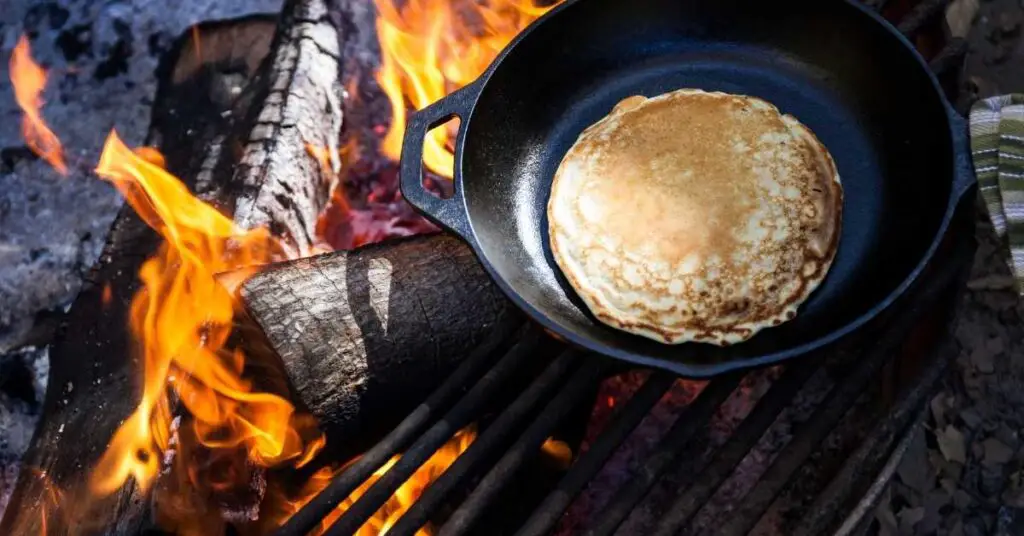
[
  {"xmin": 3, "ymin": 0, "xmax": 555, "ymax": 534},
  {"xmin": 0, "ymin": 0, "xmax": 978, "ymax": 535}
]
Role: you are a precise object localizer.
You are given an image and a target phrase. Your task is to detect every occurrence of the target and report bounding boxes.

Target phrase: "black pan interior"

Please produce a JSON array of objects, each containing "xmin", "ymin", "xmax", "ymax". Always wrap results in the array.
[{"xmin": 458, "ymin": 0, "xmax": 953, "ymax": 374}]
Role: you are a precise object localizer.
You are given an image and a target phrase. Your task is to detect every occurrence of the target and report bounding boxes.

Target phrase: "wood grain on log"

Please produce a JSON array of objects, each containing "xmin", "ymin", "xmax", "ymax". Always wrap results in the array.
[
  {"xmin": 240, "ymin": 233, "xmax": 522, "ymax": 452},
  {"xmin": 0, "ymin": 0, "xmax": 346, "ymax": 531},
  {"xmin": 226, "ymin": 0, "xmax": 347, "ymax": 257}
]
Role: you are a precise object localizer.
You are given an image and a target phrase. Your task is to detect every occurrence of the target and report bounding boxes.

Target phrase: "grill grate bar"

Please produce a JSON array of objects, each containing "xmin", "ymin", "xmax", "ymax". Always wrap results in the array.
[
  {"xmin": 650, "ymin": 363, "xmax": 820, "ymax": 536},
  {"xmin": 794, "ymin": 240, "xmax": 974, "ymax": 536},
  {"xmin": 708, "ymin": 257, "xmax": 965, "ymax": 536},
  {"xmin": 584, "ymin": 375, "xmax": 744, "ymax": 536},
  {"xmin": 319, "ymin": 330, "xmax": 554, "ymax": 536},
  {"xmin": 384, "ymin": 351, "xmax": 592, "ymax": 536},
  {"xmin": 280, "ymin": 4, "xmax": 969, "ymax": 534},
  {"xmin": 514, "ymin": 372, "xmax": 677, "ymax": 536},
  {"xmin": 272, "ymin": 325, "xmax": 536, "ymax": 536},
  {"xmin": 835, "ymin": 413, "xmax": 927, "ymax": 536},
  {"xmin": 793, "ymin": 335, "xmax": 959, "ymax": 536},
  {"xmin": 437, "ymin": 359, "xmax": 612, "ymax": 536}
]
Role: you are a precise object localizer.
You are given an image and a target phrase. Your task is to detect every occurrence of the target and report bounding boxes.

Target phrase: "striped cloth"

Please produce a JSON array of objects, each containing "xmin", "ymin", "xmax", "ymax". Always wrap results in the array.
[{"xmin": 970, "ymin": 95, "xmax": 1024, "ymax": 294}]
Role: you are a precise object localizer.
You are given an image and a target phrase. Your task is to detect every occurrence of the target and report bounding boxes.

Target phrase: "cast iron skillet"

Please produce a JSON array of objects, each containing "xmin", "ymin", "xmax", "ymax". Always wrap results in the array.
[{"xmin": 398, "ymin": 0, "xmax": 977, "ymax": 377}]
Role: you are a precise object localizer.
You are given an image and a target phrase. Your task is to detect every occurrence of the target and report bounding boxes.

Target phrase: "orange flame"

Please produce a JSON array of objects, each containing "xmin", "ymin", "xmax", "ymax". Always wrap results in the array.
[
  {"xmin": 374, "ymin": 0, "xmax": 557, "ymax": 178},
  {"xmin": 6, "ymin": 0, "xmax": 552, "ymax": 531},
  {"xmin": 89, "ymin": 131, "xmax": 322, "ymax": 496},
  {"xmin": 306, "ymin": 141, "xmax": 342, "ymax": 176},
  {"xmin": 9, "ymin": 34, "xmax": 67, "ymax": 175},
  {"xmin": 273, "ymin": 427, "xmax": 477, "ymax": 535}
]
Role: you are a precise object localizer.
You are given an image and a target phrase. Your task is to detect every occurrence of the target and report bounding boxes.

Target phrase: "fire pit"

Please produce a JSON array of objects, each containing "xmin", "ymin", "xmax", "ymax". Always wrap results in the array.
[{"xmin": 0, "ymin": 0, "xmax": 980, "ymax": 534}]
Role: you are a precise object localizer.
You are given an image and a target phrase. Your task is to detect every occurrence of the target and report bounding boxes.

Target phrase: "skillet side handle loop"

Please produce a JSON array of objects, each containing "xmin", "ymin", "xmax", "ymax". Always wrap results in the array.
[
  {"xmin": 399, "ymin": 82, "xmax": 482, "ymax": 242},
  {"xmin": 947, "ymin": 101, "xmax": 977, "ymax": 209}
]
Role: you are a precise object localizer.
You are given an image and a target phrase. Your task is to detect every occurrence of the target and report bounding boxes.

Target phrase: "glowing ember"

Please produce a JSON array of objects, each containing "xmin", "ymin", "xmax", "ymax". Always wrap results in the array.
[
  {"xmin": 9, "ymin": 34, "xmax": 67, "ymax": 175},
  {"xmin": 89, "ymin": 131, "xmax": 325, "ymax": 497},
  {"xmin": 374, "ymin": 0, "xmax": 558, "ymax": 178},
  {"xmin": 541, "ymin": 438, "xmax": 573, "ymax": 470}
]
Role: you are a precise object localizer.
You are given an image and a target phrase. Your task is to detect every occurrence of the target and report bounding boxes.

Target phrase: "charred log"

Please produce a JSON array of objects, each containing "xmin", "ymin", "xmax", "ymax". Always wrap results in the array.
[
  {"xmin": 0, "ymin": 0, "xmax": 349, "ymax": 531},
  {"xmin": 238, "ymin": 234, "xmax": 522, "ymax": 453}
]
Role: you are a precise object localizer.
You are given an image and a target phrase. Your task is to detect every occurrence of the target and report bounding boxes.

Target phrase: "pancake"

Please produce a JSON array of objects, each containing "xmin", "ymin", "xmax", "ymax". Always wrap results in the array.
[{"xmin": 547, "ymin": 89, "xmax": 842, "ymax": 346}]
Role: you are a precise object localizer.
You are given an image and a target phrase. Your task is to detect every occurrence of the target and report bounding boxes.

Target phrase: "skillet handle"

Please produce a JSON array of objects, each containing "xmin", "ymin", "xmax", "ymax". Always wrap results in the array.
[
  {"xmin": 946, "ymin": 101, "xmax": 977, "ymax": 209},
  {"xmin": 399, "ymin": 81, "xmax": 482, "ymax": 242}
]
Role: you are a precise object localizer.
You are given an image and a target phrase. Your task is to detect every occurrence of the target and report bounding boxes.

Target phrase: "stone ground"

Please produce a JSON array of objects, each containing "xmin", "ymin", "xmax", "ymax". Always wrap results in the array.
[
  {"xmin": 0, "ymin": 0, "xmax": 282, "ymax": 519},
  {"xmin": 877, "ymin": 1, "xmax": 1024, "ymax": 535},
  {"xmin": 0, "ymin": 0, "xmax": 1023, "ymax": 533}
]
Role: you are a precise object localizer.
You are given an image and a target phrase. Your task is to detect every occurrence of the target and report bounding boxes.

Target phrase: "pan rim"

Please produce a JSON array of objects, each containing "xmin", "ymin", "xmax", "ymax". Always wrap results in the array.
[{"xmin": 454, "ymin": 0, "xmax": 963, "ymax": 377}]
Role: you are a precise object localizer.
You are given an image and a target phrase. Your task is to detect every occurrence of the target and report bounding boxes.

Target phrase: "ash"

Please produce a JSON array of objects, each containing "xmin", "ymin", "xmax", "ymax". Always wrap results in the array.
[
  {"xmin": 0, "ymin": 0, "xmax": 282, "ymax": 523},
  {"xmin": 0, "ymin": 346, "xmax": 47, "ymax": 519}
]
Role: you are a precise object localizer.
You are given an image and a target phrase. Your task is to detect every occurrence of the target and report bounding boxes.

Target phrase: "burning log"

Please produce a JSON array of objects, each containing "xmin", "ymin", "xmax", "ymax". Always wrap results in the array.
[
  {"xmin": 238, "ymin": 233, "xmax": 522, "ymax": 452},
  {"xmin": 0, "ymin": 0, "xmax": 350, "ymax": 532}
]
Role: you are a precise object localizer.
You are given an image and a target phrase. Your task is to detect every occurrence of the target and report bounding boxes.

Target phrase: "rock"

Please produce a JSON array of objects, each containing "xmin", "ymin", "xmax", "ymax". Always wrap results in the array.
[
  {"xmin": 962, "ymin": 366, "xmax": 986, "ymax": 395},
  {"xmin": 961, "ymin": 407, "xmax": 984, "ymax": 430},
  {"xmin": 921, "ymin": 489, "xmax": 952, "ymax": 534},
  {"xmin": 899, "ymin": 430, "xmax": 933, "ymax": 493},
  {"xmin": 932, "ymin": 393, "xmax": 951, "ymax": 429},
  {"xmin": 942, "ymin": 477, "xmax": 959, "ymax": 494},
  {"xmin": 996, "ymin": 11, "xmax": 1022, "ymax": 36},
  {"xmin": 875, "ymin": 490, "xmax": 899, "ymax": 536},
  {"xmin": 984, "ymin": 437, "xmax": 1015, "ymax": 464},
  {"xmin": 994, "ymin": 424, "xmax": 1019, "ymax": 450},
  {"xmin": 947, "ymin": 0, "xmax": 981, "ymax": 39},
  {"xmin": 1003, "ymin": 483, "xmax": 1024, "ymax": 509},
  {"xmin": 897, "ymin": 506, "xmax": 925, "ymax": 535},
  {"xmin": 973, "ymin": 440, "xmax": 986, "ymax": 460},
  {"xmin": 996, "ymin": 506, "xmax": 1024, "ymax": 536},
  {"xmin": 938, "ymin": 425, "xmax": 968, "ymax": 464},
  {"xmin": 947, "ymin": 461, "xmax": 966, "ymax": 481},
  {"xmin": 955, "ymin": 489, "xmax": 975, "ymax": 509},
  {"xmin": 970, "ymin": 348, "xmax": 995, "ymax": 373},
  {"xmin": 987, "ymin": 336, "xmax": 1005, "ymax": 355},
  {"xmin": 981, "ymin": 464, "xmax": 1006, "ymax": 497},
  {"xmin": 964, "ymin": 515, "xmax": 987, "ymax": 536}
]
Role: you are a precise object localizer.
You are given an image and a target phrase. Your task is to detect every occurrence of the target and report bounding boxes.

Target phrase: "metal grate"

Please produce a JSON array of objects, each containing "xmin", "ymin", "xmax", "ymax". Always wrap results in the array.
[{"xmin": 274, "ymin": 2, "xmax": 973, "ymax": 534}]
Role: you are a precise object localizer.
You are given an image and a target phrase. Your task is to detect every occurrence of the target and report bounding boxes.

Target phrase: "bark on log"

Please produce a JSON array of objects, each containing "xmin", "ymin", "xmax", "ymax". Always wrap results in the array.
[
  {"xmin": 239, "ymin": 233, "xmax": 522, "ymax": 452},
  {"xmin": 0, "ymin": 0, "xmax": 348, "ymax": 531},
  {"xmin": 221, "ymin": 0, "xmax": 355, "ymax": 256}
]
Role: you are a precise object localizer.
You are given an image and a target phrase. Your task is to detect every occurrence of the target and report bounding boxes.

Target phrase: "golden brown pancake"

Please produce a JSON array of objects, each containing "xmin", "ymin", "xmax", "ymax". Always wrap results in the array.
[{"xmin": 547, "ymin": 89, "xmax": 842, "ymax": 345}]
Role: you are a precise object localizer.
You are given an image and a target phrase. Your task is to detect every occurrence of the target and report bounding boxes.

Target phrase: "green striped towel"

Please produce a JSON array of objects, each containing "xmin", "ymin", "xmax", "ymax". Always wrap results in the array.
[{"xmin": 970, "ymin": 94, "xmax": 1024, "ymax": 294}]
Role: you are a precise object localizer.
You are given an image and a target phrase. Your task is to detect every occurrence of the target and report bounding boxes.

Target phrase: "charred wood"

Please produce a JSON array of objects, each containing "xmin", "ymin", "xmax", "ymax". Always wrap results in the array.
[
  {"xmin": 239, "ymin": 233, "xmax": 523, "ymax": 454},
  {"xmin": 0, "ymin": 0, "xmax": 349, "ymax": 530}
]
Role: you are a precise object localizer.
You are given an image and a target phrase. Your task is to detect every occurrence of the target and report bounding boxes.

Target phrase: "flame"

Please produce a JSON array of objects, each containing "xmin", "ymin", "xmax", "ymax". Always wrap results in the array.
[
  {"xmin": 89, "ymin": 131, "xmax": 322, "ymax": 496},
  {"xmin": 374, "ymin": 0, "xmax": 557, "ymax": 178},
  {"xmin": 273, "ymin": 427, "xmax": 477, "ymax": 535},
  {"xmin": 9, "ymin": 34, "xmax": 67, "ymax": 175},
  {"xmin": 6, "ymin": 1, "xmax": 553, "ymax": 531},
  {"xmin": 306, "ymin": 141, "xmax": 342, "ymax": 176}
]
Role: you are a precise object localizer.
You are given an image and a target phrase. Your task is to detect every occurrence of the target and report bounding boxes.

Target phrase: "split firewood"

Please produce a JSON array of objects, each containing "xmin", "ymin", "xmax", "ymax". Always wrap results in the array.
[
  {"xmin": 238, "ymin": 233, "xmax": 523, "ymax": 452},
  {"xmin": 0, "ymin": 0, "xmax": 349, "ymax": 531}
]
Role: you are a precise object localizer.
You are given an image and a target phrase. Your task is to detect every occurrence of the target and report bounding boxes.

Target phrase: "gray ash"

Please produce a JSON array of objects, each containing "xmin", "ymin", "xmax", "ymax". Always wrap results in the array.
[{"xmin": 0, "ymin": 346, "xmax": 48, "ymax": 518}]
